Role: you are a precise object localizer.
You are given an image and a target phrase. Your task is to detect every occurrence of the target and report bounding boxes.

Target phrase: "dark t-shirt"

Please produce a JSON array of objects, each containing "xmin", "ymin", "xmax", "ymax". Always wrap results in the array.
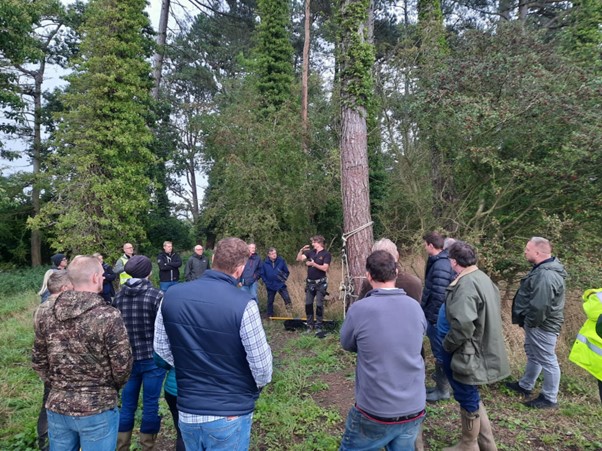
[{"xmin": 306, "ymin": 249, "xmax": 332, "ymax": 280}]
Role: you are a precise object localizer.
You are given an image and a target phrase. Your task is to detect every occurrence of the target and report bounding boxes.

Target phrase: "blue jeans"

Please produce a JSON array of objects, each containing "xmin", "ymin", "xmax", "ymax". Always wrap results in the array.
[
  {"xmin": 47, "ymin": 407, "xmax": 118, "ymax": 451},
  {"xmin": 241, "ymin": 282, "xmax": 258, "ymax": 301},
  {"xmin": 179, "ymin": 412, "xmax": 253, "ymax": 451},
  {"xmin": 426, "ymin": 322, "xmax": 444, "ymax": 364},
  {"xmin": 519, "ymin": 325, "xmax": 561, "ymax": 403},
  {"xmin": 119, "ymin": 359, "xmax": 166, "ymax": 433},
  {"xmin": 160, "ymin": 281, "xmax": 178, "ymax": 292},
  {"xmin": 441, "ymin": 350, "xmax": 480, "ymax": 412},
  {"xmin": 339, "ymin": 406, "xmax": 424, "ymax": 451}
]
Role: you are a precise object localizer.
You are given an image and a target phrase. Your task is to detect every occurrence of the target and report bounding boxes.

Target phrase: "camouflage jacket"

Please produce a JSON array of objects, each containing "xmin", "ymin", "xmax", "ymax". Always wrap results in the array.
[{"xmin": 32, "ymin": 290, "xmax": 133, "ymax": 416}]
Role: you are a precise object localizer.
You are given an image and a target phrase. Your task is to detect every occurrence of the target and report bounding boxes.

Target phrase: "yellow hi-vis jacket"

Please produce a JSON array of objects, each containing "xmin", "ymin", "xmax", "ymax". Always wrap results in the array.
[
  {"xmin": 569, "ymin": 288, "xmax": 602, "ymax": 381},
  {"xmin": 119, "ymin": 256, "xmax": 132, "ymax": 286}
]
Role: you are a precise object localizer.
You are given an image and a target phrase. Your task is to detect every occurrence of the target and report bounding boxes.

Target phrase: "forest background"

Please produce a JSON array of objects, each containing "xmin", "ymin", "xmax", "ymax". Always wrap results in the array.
[{"xmin": 0, "ymin": 0, "xmax": 601, "ymax": 290}]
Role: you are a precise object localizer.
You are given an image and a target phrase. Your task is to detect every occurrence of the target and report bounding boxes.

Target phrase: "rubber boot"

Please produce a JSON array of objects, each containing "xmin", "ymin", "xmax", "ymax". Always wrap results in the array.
[
  {"xmin": 426, "ymin": 363, "xmax": 450, "ymax": 402},
  {"xmin": 443, "ymin": 408, "xmax": 480, "ymax": 451},
  {"xmin": 117, "ymin": 430, "xmax": 132, "ymax": 451},
  {"xmin": 415, "ymin": 423, "xmax": 424, "ymax": 451},
  {"xmin": 140, "ymin": 433, "xmax": 158, "ymax": 451},
  {"xmin": 477, "ymin": 402, "xmax": 498, "ymax": 451}
]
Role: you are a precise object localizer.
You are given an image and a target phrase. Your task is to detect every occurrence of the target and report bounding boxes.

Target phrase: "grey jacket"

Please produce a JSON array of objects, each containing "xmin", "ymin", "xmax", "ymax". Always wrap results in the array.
[
  {"xmin": 443, "ymin": 266, "xmax": 510, "ymax": 385},
  {"xmin": 511, "ymin": 257, "xmax": 566, "ymax": 334}
]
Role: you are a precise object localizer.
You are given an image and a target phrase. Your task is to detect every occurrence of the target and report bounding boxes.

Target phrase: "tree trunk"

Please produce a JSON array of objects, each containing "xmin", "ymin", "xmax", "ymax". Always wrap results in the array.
[
  {"xmin": 30, "ymin": 68, "xmax": 44, "ymax": 267},
  {"xmin": 301, "ymin": 0, "xmax": 310, "ymax": 152},
  {"xmin": 152, "ymin": 0, "xmax": 170, "ymax": 99},
  {"xmin": 339, "ymin": 0, "xmax": 374, "ymax": 294}
]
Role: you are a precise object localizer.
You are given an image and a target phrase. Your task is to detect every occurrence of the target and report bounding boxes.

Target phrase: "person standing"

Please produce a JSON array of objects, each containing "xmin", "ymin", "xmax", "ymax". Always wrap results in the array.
[
  {"xmin": 184, "ymin": 244, "xmax": 210, "ymax": 281},
  {"xmin": 114, "ymin": 243, "xmax": 134, "ymax": 287},
  {"xmin": 93, "ymin": 253, "xmax": 116, "ymax": 304},
  {"xmin": 441, "ymin": 241, "xmax": 510, "ymax": 451},
  {"xmin": 32, "ymin": 256, "xmax": 132, "ymax": 451},
  {"xmin": 260, "ymin": 247, "xmax": 293, "ymax": 317},
  {"xmin": 240, "ymin": 243, "xmax": 261, "ymax": 300},
  {"xmin": 113, "ymin": 255, "xmax": 166, "ymax": 450},
  {"xmin": 39, "ymin": 254, "xmax": 69, "ymax": 303},
  {"xmin": 421, "ymin": 232, "xmax": 455, "ymax": 402},
  {"xmin": 296, "ymin": 235, "xmax": 332, "ymax": 331},
  {"xmin": 340, "ymin": 250, "xmax": 427, "ymax": 450},
  {"xmin": 155, "ymin": 237, "xmax": 272, "ymax": 451},
  {"xmin": 158, "ymin": 241, "xmax": 182, "ymax": 292},
  {"xmin": 507, "ymin": 237, "xmax": 567, "ymax": 409}
]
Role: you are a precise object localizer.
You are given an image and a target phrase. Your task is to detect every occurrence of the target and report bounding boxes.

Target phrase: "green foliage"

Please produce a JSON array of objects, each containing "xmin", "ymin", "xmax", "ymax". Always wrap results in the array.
[
  {"xmin": 560, "ymin": 0, "xmax": 602, "ymax": 70},
  {"xmin": 0, "ymin": 173, "xmax": 34, "ymax": 265},
  {"xmin": 30, "ymin": 0, "xmax": 155, "ymax": 259},
  {"xmin": 255, "ymin": 0, "xmax": 295, "ymax": 113}
]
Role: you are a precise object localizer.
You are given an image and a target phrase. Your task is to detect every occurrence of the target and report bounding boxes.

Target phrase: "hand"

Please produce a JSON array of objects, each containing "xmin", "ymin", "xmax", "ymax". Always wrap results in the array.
[
  {"xmin": 305, "ymin": 260, "xmax": 313, "ymax": 267},
  {"xmin": 301, "ymin": 245, "xmax": 310, "ymax": 252}
]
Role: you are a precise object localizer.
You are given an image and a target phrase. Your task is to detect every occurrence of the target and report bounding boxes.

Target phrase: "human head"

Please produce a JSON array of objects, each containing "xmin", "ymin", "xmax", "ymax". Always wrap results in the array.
[
  {"xmin": 423, "ymin": 232, "xmax": 445, "ymax": 255},
  {"xmin": 524, "ymin": 237, "xmax": 552, "ymax": 264},
  {"xmin": 51, "ymin": 253, "xmax": 68, "ymax": 269},
  {"xmin": 443, "ymin": 238, "xmax": 456, "ymax": 250},
  {"xmin": 47, "ymin": 270, "xmax": 72, "ymax": 295},
  {"xmin": 194, "ymin": 245, "xmax": 204, "ymax": 255},
  {"xmin": 366, "ymin": 250, "xmax": 398, "ymax": 283},
  {"xmin": 125, "ymin": 255, "xmax": 153, "ymax": 279},
  {"xmin": 123, "ymin": 243, "xmax": 134, "ymax": 257},
  {"xmin": 248, "ymin": 243, "xmax": 256, "ymax": 255},
  {"xmin": 267, "ymin": 247, "xmax": 277, "ymax": 261},
  {"xmin": 372, "ymin": 238, "xmax": 399, "ymax": 262},
  {"xmin": 67, "ymin": 256, "xmax": 104, "ymax": 293},
  {"xmin": 447, "ymin": 241, "xmax": 478, "ymax": 269},
  {"xmin": 311, "ymin": 235, "xmax": 325, "ymax": 250},
  {"xmin": 92, "ymin": 252, "xmax": 103, "ymax": 263},
  {"xmin": 212, "ymin": 238, "xmax": 249, "ymax": 277},
  {"xmin": 163, "ymin": 241, "xmax": 173, "ymax": 253}
]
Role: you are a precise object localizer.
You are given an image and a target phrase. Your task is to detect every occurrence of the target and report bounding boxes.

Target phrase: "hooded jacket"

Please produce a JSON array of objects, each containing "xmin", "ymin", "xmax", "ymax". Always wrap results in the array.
[
  {"xmin": 511, "ymin": 257, "xmax": 567, "ymax": 334},
  {"xmin": 569, "ymin": 289, "xmax": 602, "ymax": 380},
  {"xmin": 260, "ymin": 256, "xmax": 289, "ymax": 292},
  {"xmin": 32, "ymin": 290, "xmax": 132, "ymax": 416}
]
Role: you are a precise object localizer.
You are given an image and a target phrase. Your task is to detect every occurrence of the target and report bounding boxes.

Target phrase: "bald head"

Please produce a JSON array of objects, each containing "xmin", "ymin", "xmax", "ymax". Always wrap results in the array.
[
  {"xmin": 67, "ymin": 256, "xmax": 104, "ymax": 292},
  {"xmin": 524, "ymin": 237, "xmax": 552, "ymax": 265}
]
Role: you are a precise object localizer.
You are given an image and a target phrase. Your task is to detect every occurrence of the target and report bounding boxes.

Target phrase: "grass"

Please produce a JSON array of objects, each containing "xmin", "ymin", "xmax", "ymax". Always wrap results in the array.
[{"xmin": 2, "ymin": 262, "xmax": 602, "ymax": 450}]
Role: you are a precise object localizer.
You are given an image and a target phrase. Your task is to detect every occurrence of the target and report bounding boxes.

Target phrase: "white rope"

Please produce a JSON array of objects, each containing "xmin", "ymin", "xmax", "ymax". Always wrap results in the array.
[{"xmin": 340, "ymin": 221, "xmax": 373, "ymax": 318}]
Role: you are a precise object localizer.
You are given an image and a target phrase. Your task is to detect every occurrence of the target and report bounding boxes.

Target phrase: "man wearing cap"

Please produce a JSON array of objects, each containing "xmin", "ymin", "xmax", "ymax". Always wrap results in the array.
[
  {"xmin": 114, "ymin": 243, "xmax": 134, "ymax": 287},
  {"xmin": 155, "ymin": 237, "xmax": 272, "ymax": 451},
  {"xmin": 113, "ymin": 256, "xmax": 166, "ymax": 450},
  {"xmin": 51, "ymin": 253, "xmax": 68, "ymax": 270},
  {"xmin": 184, "ymin": 244, "xmax": 210, "ymax": 281}
]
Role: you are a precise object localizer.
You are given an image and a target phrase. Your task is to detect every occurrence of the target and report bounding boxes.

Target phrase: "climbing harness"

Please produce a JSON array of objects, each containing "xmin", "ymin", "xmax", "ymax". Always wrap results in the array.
[{"xmin": 340, "ymin": 221, "xmax": 373, "ymax": 318}]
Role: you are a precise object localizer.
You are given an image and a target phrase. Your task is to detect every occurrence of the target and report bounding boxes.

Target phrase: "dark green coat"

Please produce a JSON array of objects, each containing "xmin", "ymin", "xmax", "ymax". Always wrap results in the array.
[{"xmin": 443, "ymin": 266, "xmax": 510, "ymax": 385}]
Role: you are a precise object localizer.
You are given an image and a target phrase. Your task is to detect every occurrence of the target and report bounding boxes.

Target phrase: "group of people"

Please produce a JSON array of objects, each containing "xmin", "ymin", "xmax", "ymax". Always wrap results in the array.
[{"xmin": 31, "ymin": 232, "xmax": 599, "ymax": 451}]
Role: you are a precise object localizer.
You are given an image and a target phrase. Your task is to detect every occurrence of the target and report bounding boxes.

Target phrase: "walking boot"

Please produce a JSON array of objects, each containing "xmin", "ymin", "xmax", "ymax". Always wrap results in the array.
[
  {"xmin": 477, "ymin": 402, "xmax": 498, "ymax": 451},
  {"xmin": 140, "ymin": 432, "xmax": 158, "ymax": 451},
  {"xmin": 426, "ymin": 363, "xmax": 451, "ymax": 402},
  {"xmin": 443, "ymin": 408, "xmax": 480, "ymax": 451},
  {"xmin": 117, "ymin": 430, "xmax": 132, "ymax": 451}
]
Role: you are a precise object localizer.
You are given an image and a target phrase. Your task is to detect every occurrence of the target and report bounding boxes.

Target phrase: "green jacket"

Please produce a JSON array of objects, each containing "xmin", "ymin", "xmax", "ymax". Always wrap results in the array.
[
  {"xmin": 443, "ymin": 266, "xmax": 510, "ymax": 385},
  {"xmin": 511, "ymin": 257, "xmax": 566, "ymax": 334}
]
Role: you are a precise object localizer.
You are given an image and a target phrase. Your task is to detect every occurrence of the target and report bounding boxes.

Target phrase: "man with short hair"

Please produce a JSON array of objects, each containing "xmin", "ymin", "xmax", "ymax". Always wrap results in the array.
[
  {"xmin": 260, "ymin": 247, "xmax": 293, "ymax": 317},
  {"xmin": 441, "ymin": 241, "xmax": 509, "ymax": 450},
  {"xmin": 340, "ymin": 250, "xmax": 427, "ymax": 450},
  {"xmin": 93, "ymin": 253, "xmax": 116, "ymax": 304},
  {"xmin": 158, "ymin": 241, "xmax": 182, "ymax": 292},
  {"xmin": 240, "ymin": 243, "xmax": 261, "ymax": 300},
  {"xmin": 32, "ymin": 256, "xmax": 132, "ymax": 451},
  {"xmin": 114, "ymin": 243, "xmax": 134, "ymax": 287},
  {"xmin": 507, "ymin": 237, "xmax": 567, "ymax": 409},
  {"xmin": 296, "ymin": 235, "xmax": 332, "ymax": 331},
  {"xmin": 184, "ymin": 244, "xmax": 210, "ymax": 281},
  {"xmin": 155, "ymin": 237, "xmax": 272, "ymax": 451},
  {"xmin": 421, "ymin": 231, "xmax": 455, "ymax": 402}
]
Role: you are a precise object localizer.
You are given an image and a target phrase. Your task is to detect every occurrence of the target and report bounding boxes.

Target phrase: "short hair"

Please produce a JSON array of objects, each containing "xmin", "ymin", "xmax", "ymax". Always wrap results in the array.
[
  {"xmin": 423, "ymin": 231, "xmax": 445, "ymax": 250},
  {"xmin": 448, "ymin": 241, "xmax": 477, "ymax": 267},
  {"xmin": 92, "ymin": 252, "xmax": 102, "ymax": 258},
  {"xmin": 212, "ymin": 238, "xmax": 249, "ymax": 274},
  {"xmin": 311, "ymin": 235, "xmax": 325, "ymax": 246},
  {"xmin": 443, "ymin": 238, "xmax": 456, "ymax": 250},
  {"xmin": 529, "ymin": 237, "xmax": 552, "ymax": 255},
  {"xmin": 372, "ymin": 238, "xmax": 399, "ymax": 262},
  {"xmin": 366, "ymin": 250, "xmax": 398, "ymax": 283},
  {"xmin": 267, "ymin": 247, "xmax": 277, "ymax": 253},
  {"xmin": 67, "ymin": 256, "xmax": 103, "ymax": 287},
  {"xmin": 194, "ymin": 245, "xmax": 203, "ymax": 250},
  {"xmin": 163, "ymin": 241, "xmax": 173, "ymax": 247},
  {"xmin": 47, "ymin": 271, "xmax": 71, "ymax": 294}
]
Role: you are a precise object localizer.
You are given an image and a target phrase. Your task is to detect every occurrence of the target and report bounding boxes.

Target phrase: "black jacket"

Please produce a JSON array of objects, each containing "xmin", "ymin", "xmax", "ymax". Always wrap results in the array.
[
  {"xmin": 421, "ymin": 249, "xmax": 455, "ymax": 324},
  {"xmin": 157, "ymin": 252, "xmax": 182, "ymax": 282}
]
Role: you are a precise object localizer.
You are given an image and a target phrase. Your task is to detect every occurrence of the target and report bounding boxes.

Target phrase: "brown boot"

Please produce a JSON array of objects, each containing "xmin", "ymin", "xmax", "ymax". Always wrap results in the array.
[
  {"xmin": 117, "ymin": 430, "xmax": 132, "ymax": 451},
  {"xmin": 477, "ymin": 402, "xmax": 498, "ymax": 451},
  {"xmin": 140, "ymin": 433, "xmax": 158, "ymax": 451},
  {"xmin": 443, "ymin": 408, "xmax": 480, "ymax": 451}
]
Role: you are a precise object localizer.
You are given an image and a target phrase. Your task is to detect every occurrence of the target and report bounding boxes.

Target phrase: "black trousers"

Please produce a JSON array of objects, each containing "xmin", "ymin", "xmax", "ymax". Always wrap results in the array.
[{"xmin": 165, "ymin": 391, "xmax": 186, "ymax": 451}]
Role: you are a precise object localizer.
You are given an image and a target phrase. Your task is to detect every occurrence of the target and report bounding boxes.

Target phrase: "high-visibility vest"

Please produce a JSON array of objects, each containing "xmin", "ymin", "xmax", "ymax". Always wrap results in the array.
[
  {"xmin": 569, "ymin": 289, "xmax": 602, "ymax": 381},
  {"xmin": 119, "ymin": 256, "xmax": 132, "ymax": 286}
]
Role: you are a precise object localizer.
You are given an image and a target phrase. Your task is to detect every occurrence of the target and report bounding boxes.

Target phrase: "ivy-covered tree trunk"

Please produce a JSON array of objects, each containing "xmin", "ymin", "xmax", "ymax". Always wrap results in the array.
[
  {"xmin": 339, "ymin": 0, "xmax": 374, "ymax": 294},
  {"xmin": 301, "ymin": 0, "xmax": 310, "ymax": 152}
]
